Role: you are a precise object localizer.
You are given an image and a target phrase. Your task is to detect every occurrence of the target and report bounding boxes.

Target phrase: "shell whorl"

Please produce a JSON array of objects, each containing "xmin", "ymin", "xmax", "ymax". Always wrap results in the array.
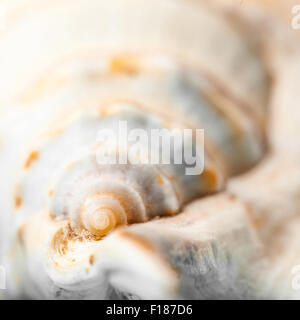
[
  {"xmin": 0, "ymin": 0, "xmax": 268, "ymax": 248},
  {"xmin": 81, "ymin": 194, "xmax": 126, "ymax": 237},
  {"xmin": 8, "ymin": 53, "xmax": 266, "ymax": 239}
]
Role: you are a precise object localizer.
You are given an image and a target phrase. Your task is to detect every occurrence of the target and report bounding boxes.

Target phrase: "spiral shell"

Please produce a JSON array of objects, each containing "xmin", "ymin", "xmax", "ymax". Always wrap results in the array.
[
  {"xmin": 2, "ymin": 53, "xmax": 266, "ymax": 240},
  {"xmin": 0, "ymin": 0, "xmax": 270, "ymax": 299}
]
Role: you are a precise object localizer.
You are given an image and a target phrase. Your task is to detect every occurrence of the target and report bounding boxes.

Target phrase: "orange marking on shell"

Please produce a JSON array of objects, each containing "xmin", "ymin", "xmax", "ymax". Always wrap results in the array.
[
  {"xmin": 119, "ymin": 231, "xmax": 157, "ymax": 254},
  {"xmin": 99, "ymin": 107, "xmax": 109, "ymax": 117},
  {"xmin": 48, "ymin": 190, "xmax": 54, "ymax": 197},
  {"xmin": 24, "ymin": 150, "xmax": 39, "ymax": 169},
  {"xmin": 243, "ymin": 201, "xmax": 264, "ymax": 230},
  {"xmin": 49, "ymin": 212, "xmax": 55, "ymax": 219},
  {"xmin": 166, "ymin": 208, "xmax": 179, "ymax": 216},
  {"xmin": 156, "ymin": 174, "xmax": 164, "ymax": 185},
  {"xmin": 89, "ymin": 255, "xmax": 95, "ymax": 266},
  {"xmin": 202, "ymin": 168, "xmax": 219, "ymax": 192},
  {"xmin": 15, "ymin": 196, "xmax": 22, "ymax": 209},
  {"xmin": 65, "ymin": 162, "xmax": 75, "ymax": 170},
  {"xmin": 109, "ymin": 56, "xmax": 139, "ymax": 75}
]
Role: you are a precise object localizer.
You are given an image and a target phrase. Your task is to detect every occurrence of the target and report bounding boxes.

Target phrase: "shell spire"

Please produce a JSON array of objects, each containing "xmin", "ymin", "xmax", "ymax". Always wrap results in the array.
[
  {"xmin": 5, "ymin": 52, "xmax": 265, "ymax": 240},
  {"xmin": 0, "ymin": 0, "xmax": 271, "ymax": 299}
]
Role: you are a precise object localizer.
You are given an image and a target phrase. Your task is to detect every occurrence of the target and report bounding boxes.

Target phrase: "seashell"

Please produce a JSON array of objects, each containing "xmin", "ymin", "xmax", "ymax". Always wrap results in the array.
[
  {"xmin": 5, "ymin": 0, "xmax": 300, "ymax": 300},
  {"xmin": 0, "ymin": 51, "xmax": 266, "ymax": 242},
  {"xmin": 0, "ymin": 0, "xmax": 268, "ymax": 242}
]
